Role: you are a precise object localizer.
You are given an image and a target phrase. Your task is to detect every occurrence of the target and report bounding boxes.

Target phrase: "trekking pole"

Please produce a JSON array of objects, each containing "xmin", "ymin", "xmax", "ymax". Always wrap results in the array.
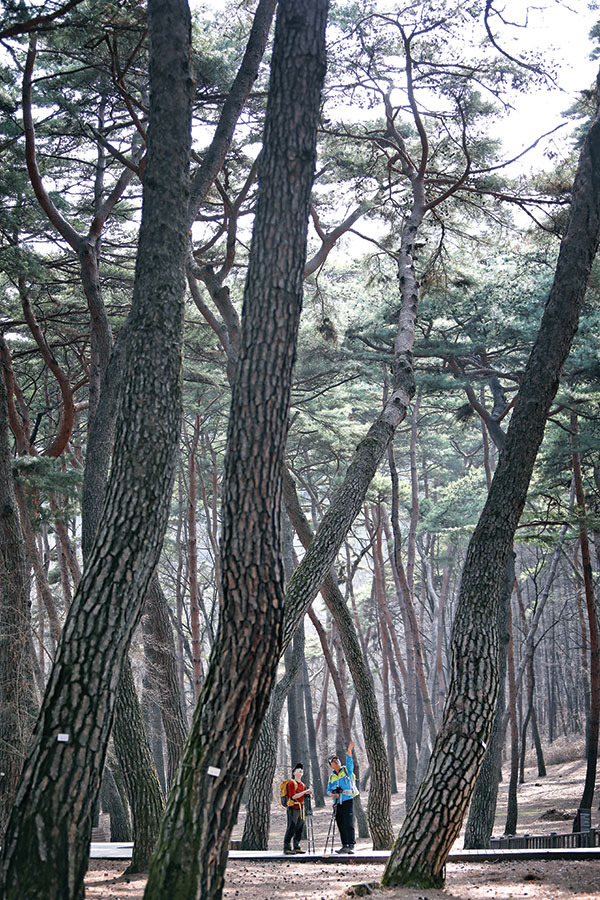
[
  {"xmin": 324, "ymin": 801, "xmax": 337, "ymax": 854},
  {"xmin": 305, "ymin": 795, "xmax": 315, "ymax": 854}
]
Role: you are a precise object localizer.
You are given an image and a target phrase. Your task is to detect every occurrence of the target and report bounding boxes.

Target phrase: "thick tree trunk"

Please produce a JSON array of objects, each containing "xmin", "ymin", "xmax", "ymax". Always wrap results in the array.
[
  {"xmin": 0, "ymin": 373, "xmax": 36, "ymax": 838},
  {"xmin": 143, "ymin": 6, "xmax": 327, "ymax": 898},
  {"xmin": 381, "ymin": 83, "xmax": 600, "ymax": 890},
  {"xmin": 0, "ymin": 4, "xmax": 192, "ymax": 896},
  {"xmin": 463, "ymin": 555, "xmax": 512, "ymax": 849}
]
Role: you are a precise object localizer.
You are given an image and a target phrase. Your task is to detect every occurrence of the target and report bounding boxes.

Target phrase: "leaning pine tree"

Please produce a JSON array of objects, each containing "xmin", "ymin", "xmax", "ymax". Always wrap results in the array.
[
  {"xmin": 381, "ymin": 73, "xmax": 600, "ymax": 889},
  {"xmin": 0, "ymin": 1, "xmax": 193, "ymax": 897},
  {"xmin": 142, "ymin": 2, "xmax": 328, "ymax": 899}
]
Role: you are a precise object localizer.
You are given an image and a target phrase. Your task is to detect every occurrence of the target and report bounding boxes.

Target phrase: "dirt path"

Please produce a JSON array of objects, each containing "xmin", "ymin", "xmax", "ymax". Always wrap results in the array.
[
  {"xmin": 85, "ymin": 858, "xmax": 600, "ymax": 900},
  {"xmin": 85, "ymin": 754, "xmax": 600, "ymax": 899}
]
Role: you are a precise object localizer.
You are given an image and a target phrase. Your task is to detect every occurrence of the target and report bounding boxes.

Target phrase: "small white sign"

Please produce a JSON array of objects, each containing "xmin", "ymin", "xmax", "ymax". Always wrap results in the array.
[
  {"xmin": 57, "ymin": 733, "xmax": 70, "ymax": 743},
  {"xmin": 207, "ymin": 766, "xmax": 221, "ymax": 777}
]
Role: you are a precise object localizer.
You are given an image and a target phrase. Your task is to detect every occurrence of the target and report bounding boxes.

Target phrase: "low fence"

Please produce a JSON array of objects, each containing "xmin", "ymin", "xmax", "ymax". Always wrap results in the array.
[{"xmin": 490, "ymin": 830, "xmax": 600, "ymax": 850}]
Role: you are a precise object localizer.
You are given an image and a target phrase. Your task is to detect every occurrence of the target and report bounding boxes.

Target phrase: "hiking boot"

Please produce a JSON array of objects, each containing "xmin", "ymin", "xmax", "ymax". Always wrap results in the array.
[
  {"xmin": 293, "ymin": 847, "xmax": 305, "ymax": 854},
  {"xmin": 283, "ymin": 848, "xmax": 294, "ymax": 855},
  {"xmin": 335, "ymin": 846, "xmax": 347, "ymax": 854}
]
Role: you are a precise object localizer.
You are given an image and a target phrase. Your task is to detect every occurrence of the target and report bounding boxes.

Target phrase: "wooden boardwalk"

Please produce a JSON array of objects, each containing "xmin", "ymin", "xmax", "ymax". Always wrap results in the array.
[{"xmin": 89, "ymin": 842, "xmax": 600, "ymax": 863}]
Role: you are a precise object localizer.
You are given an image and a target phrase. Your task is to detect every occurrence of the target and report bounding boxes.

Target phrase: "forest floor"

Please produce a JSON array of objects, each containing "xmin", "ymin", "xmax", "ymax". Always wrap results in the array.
[{"xmin": 85, "ymin": 751, "xmax": 600, "ymax": 899}]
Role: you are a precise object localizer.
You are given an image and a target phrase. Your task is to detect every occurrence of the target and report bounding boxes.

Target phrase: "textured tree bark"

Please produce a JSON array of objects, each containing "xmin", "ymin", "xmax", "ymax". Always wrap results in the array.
[
  {"xmin": 504, "ymin": 607, "xmax": 519, "ymax": 835},
  {"xmin": 463, "ymin": 556, "xmax": 512, "ymax": 849},
  {"xmin": 113, "ymin": 659, "xmax": 165, "ymax": 872},
  {"xmin": 141, "ymin": 577, "xmax": 188, "ymax": 788},
  {"xmin": 143, "ymin": 5, "xmax": 327, "ymax": 898},
  {"xmin": 187, "ymin": 418, "xmax": 202, "ymax": 701},
  {"xmin": 0, "ymin": 373, "xmax": 36, "ymax": 838},
  {"xmin": 571, "ymin": 411, "xmax": 600, "ymax": 815},
  {"xmin": 381, "ymin": 81, "xmax": 600, "ymax": 890},
  {"xmin": 303, "ymin": 657, "xmax": 325, "ymax": 808},
  {"xmin": 286, "ymin": 624, "xmax": 309, "ymax": 766},
  {"xmin": 0, "ymin": 3, "xmax": 192, "ymax": 896}
]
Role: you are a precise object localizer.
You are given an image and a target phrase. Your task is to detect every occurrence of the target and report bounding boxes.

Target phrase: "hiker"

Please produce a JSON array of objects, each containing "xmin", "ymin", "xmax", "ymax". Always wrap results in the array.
[
  {"xmin": 283, "ymin": 763, "xmax": 312, "ymax": 855},
  {"xmin": 327, "ymin": 739, "xmax": 357, "ymax": 854}
]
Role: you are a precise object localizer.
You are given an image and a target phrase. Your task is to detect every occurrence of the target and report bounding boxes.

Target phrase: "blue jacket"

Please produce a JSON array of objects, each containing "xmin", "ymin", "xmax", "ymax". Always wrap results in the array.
[{"xmin": 327, "ymin": 754, "xmax": 357, "ymax": 803}]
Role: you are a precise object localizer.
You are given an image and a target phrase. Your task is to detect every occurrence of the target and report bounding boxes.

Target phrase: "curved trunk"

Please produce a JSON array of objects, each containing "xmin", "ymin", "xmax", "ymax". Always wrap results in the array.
[
  {"xmin": 0, "ymin": 4, "xmax": 193, "ymax": 895},
  {"xmin": 143, "ymin": 7, "xmax": 327, "ymax": 898},
  {"xmin": 381, "ymin": 89, "xmax": 600, "ymax": 890}
]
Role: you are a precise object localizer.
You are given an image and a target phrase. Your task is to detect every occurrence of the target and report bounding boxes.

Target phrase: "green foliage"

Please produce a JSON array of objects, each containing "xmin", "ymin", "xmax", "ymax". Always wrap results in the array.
[{"xmin": 13, "ymin": 455, "xmax": 82, "ymax": 525}]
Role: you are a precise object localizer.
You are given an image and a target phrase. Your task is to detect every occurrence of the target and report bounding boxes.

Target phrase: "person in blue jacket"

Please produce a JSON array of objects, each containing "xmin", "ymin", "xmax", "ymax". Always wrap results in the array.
[{"xmin": 326, "ymin": 739, "xmax": 356, "ymax": 853}]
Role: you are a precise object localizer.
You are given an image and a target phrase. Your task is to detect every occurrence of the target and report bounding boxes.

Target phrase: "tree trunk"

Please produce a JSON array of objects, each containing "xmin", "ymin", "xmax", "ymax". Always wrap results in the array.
[
  {"xmin": 187, "ymin": 417, "xmax": 202, "ymax": 701},
  {"xmin": 100, "ymin": 763, "xmax": 132, "ymax": 843},
  {"xmin": 0, "ymin": 4, "xmax": 193, "ymax": 895},
  {"xmin": 303, "ymin": 657, "xmax": 325, "ymax": 808},
  {"xmin": 286, "ymin": 624, "xmax": 309, "ymax": 766},
  {"xmin": 113, "ymin": 659, "xmax": 165, "ymax": 872},
  {"xmin": 504, "ymin": 606, "xmax": 519, "ymax": 835},
  {"xmin": 571, "ymin": 410, "xmax": 600, "ymax": 815},
  {"xmin": 143, "ymin": 6, "xmax": 327, "ymax": 898},
  {"xmin": 463, "ymin": 554, "xmax": 512, "ymax": 849},
  {"xmin": 141, "ymin": 576, "xmax": 188, "ymax": 788},
  {"xmin": 381, "ymin": 81, "xmax": 600, "ymax": 890},
  {"xmin": 0, "ymin": 372, "xmax": 36, "ymax": 838}
]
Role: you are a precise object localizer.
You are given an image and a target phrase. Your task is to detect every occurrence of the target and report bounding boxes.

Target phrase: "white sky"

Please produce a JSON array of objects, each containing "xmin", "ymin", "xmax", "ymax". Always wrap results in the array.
[{"xmin": 489, "ymin": 1, "xmax": 599, "ymax": 164}]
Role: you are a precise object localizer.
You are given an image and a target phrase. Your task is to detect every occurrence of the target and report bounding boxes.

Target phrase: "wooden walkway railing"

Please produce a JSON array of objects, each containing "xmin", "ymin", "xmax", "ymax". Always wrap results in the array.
[{"xmin": 490, "ymin": 830, "xmax": 600, "ymax": 850}]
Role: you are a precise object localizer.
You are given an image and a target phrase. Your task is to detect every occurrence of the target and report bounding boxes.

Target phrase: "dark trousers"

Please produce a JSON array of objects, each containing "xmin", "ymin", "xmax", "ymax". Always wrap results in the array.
[
  {"xmin": 284, "ymin": 807, "xmax": 304, "ymax": 849},
  {"xmin": 335, "ymin": 798, "xmax": 355, "ymax": 847}
]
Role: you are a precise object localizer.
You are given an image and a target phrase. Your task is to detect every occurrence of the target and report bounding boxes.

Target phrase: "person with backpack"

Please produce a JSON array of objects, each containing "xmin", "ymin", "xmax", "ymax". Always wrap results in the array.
[
  {"xmin": 282, "ymin": 763, "xmax": 312, "ymax": 854},
  {"xmin": 327, "ymin": 740, "xmax": 357, "ymax": 854}
]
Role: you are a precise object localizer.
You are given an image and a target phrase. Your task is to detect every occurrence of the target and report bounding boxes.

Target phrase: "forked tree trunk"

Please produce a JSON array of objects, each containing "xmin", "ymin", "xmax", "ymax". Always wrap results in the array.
[
  {"xmin": 0, "ymin": 4, "xmax": 193, "ymax": 896},
  {"xmin": 143, "ymin": 6, "xmax": 328, "ymax": 898},
  {"xmin": 381, "ymin": 81, "xmax": 600, "ymax": 890}
]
